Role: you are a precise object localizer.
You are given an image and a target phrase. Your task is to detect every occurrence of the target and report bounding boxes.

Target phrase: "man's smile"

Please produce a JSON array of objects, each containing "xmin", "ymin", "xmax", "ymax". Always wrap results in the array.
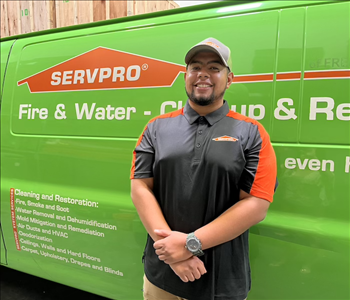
[{"xmin": 194, "ymin": 82, "xmax": 213, "ymax": 91}]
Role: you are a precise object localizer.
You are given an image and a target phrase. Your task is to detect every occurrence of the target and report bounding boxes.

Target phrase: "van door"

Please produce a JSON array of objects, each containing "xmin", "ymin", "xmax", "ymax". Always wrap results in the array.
[
  {"xmin": 262, "ymin": 2, "xmax": 350, "ymax": 300},
  {"xmin": 0, "ymin": 40, "xmax": 15, "ymax": 96}
]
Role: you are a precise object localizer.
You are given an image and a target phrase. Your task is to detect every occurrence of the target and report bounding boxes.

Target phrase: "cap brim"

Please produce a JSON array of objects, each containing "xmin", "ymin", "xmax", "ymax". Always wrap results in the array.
[{"xmin": 185, "ymin": 45, "xmax": 229, "ymax": 69}]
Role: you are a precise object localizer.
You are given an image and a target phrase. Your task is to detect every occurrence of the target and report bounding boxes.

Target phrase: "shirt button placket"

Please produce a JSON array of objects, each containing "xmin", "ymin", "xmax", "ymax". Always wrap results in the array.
[{"xmin": 195, "ymin": 117, "xmax": 205, "ymax": 161}]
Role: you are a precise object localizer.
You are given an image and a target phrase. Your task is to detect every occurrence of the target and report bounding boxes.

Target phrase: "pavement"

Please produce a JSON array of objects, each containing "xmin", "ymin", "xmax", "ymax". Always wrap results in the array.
[{"xmin": 0, "ymin": 265, "xmax": 110, "ymax": 300}]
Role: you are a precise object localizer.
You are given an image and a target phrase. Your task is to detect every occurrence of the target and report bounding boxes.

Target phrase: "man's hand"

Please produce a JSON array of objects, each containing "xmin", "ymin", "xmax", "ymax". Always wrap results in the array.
[
  {"xmin": 153, "ymin": 230, "xmax": 192, "ymax": 264},
  {"xmin": 170, "ymin": 256, "xmax": 207, "ymax": 282}
]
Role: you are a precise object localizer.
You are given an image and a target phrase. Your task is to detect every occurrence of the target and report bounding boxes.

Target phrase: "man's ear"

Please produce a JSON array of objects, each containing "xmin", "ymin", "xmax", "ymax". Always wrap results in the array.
[
  {"xmin": 184, "ymin": 72, "xmax": 187, "ymax": 81},
  {"xmin": 226, "ymin": 72, "xmax": 234, "ymax": 89}
]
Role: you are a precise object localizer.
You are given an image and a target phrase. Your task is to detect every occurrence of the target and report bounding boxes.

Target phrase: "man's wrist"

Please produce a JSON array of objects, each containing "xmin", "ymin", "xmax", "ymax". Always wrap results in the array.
[{"xmin": 169, "ymin": 255, "xmax": 194, "ymax": 266}]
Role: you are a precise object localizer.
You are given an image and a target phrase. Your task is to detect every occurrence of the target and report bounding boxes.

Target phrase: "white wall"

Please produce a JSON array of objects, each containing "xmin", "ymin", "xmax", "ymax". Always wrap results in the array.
[{"xmin": 174, "ymin": 1, "xmax": 219, "ymax": 8}]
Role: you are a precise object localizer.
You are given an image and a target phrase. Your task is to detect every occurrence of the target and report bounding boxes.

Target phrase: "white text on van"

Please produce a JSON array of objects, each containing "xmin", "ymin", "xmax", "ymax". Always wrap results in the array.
[{"xmin": 51, "ymin": 66, "xmax": 141, "ymax": 86}]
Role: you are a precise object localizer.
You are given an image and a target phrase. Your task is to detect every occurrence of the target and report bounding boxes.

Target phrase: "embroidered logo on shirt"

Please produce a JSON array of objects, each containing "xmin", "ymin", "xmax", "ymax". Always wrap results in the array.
[{"xmin": 212, "ymin": 136, "xmax": 239, "ymax": 142}]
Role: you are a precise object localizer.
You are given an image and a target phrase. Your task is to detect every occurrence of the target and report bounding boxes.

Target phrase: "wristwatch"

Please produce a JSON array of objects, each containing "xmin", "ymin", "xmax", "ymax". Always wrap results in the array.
[{"xmin": 185, "ymin": 232, "xmax": 204, "ymax": 256}]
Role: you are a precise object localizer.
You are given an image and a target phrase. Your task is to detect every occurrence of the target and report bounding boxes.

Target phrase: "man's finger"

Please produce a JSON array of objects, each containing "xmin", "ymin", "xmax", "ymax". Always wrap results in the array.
[
  {"xmin": 193, "ymin": 269, "xmax": 201, "ymax": 280},
  {"xmin": 187, "ymin": 273, "xmax": 195, "ymax": 282},
  {"xmin": 155, "ymin": 248, "xmax": 163, "ymax": 255},
  {"xmin": 198, "ymin": 264, "xmax": 207, "ymax": 275},
  {"xmin": 158, "ymin": 255, "xmax": 165, "ymax": 261},
  {"xmin": 153, "ymin": 240, "xmax": 163, "ymax": 249}
]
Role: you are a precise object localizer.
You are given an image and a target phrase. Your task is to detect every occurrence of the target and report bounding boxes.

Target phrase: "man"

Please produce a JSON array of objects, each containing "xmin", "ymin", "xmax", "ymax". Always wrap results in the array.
[{"xmin": 130, "ymin": 38, "xmax": 277, "ymax": 300}]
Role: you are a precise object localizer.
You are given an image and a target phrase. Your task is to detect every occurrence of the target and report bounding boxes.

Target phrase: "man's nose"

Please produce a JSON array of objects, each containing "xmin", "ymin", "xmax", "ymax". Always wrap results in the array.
[{"xmin": 198, "ymin": 70, "xmax": 209, "ymax": 78}]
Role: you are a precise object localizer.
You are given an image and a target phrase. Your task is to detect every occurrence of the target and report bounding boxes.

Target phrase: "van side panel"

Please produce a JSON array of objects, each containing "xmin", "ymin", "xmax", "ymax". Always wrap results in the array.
[{"xmin": 0, "ymin": 1, "xmax": 349, "ymax": 299}]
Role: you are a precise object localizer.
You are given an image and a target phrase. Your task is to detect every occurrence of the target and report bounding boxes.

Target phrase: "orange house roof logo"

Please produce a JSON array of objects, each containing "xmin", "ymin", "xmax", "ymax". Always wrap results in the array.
[{"xmin": 17, "ymin": 47, "xmax": 186, "ymax": 93}]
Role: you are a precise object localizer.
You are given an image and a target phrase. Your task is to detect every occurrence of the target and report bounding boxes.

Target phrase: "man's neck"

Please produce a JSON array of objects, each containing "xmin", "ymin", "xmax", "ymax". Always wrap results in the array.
[{"xmin": 188, "ymin": 99, "xmax": 224, "ymax": 116}]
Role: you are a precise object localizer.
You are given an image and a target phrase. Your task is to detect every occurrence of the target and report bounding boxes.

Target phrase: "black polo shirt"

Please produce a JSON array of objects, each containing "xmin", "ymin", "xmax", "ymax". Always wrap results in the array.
[{"xmin": 131, "ymin": 100, "xmax": 277, "ymax": 300}]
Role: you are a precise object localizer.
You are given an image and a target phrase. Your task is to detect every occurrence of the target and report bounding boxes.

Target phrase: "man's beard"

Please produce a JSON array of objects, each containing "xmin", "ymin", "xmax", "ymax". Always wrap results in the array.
[{"xmin": 186, "ymin": 87, "xmax": 226, "ymax": 107}]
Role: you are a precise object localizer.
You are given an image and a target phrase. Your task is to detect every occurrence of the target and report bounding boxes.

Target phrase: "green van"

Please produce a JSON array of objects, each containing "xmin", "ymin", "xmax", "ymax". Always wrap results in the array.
[{"xmin": 1, "ymin": 1, "xmax": 349, "ymax": 299}]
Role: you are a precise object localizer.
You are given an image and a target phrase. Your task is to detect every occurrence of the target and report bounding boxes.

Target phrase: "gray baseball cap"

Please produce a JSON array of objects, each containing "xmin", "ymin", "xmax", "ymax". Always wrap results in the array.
[{"xmin": 185, "ymin": 37, "xmax": 232, "ymax": 71}]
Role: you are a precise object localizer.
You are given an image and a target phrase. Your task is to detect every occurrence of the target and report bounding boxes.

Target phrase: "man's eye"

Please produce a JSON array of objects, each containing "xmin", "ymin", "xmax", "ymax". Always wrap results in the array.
[
  {"xmin": 210, "ymin": 67, "xmax": 219, "ymax": 71},
  {"xmin": 192, "ymin": 66, "xmax": 200, "ymax": 71}
]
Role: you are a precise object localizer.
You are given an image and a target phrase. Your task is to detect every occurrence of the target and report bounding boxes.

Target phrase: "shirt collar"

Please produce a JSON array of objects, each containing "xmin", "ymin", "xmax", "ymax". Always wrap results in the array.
[{"xmin": 184, "ymin": 100, "xmax": 229, "ymax": 125}]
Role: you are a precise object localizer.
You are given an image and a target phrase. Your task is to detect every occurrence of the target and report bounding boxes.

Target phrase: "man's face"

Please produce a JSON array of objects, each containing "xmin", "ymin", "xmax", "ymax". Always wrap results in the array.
[{"xmin": 185, "ymin": 51, "xmax": 233, "ymax": 106}]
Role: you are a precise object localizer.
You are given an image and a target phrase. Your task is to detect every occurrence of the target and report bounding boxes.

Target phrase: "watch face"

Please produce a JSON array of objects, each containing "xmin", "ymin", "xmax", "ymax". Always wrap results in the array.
[{"xmin": 187, "ymin": 238, "xmax": 199, "ymax": 251}]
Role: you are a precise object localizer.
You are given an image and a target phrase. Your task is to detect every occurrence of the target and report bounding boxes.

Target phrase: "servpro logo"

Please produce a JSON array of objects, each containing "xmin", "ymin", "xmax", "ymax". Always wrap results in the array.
[
  {"xmin": 17, "ymin": 47, "xmax": 186, "ymax": 93},
  {"xmin": 212, "ymin": 136, "xmax": 238, "ymax": 142}
]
